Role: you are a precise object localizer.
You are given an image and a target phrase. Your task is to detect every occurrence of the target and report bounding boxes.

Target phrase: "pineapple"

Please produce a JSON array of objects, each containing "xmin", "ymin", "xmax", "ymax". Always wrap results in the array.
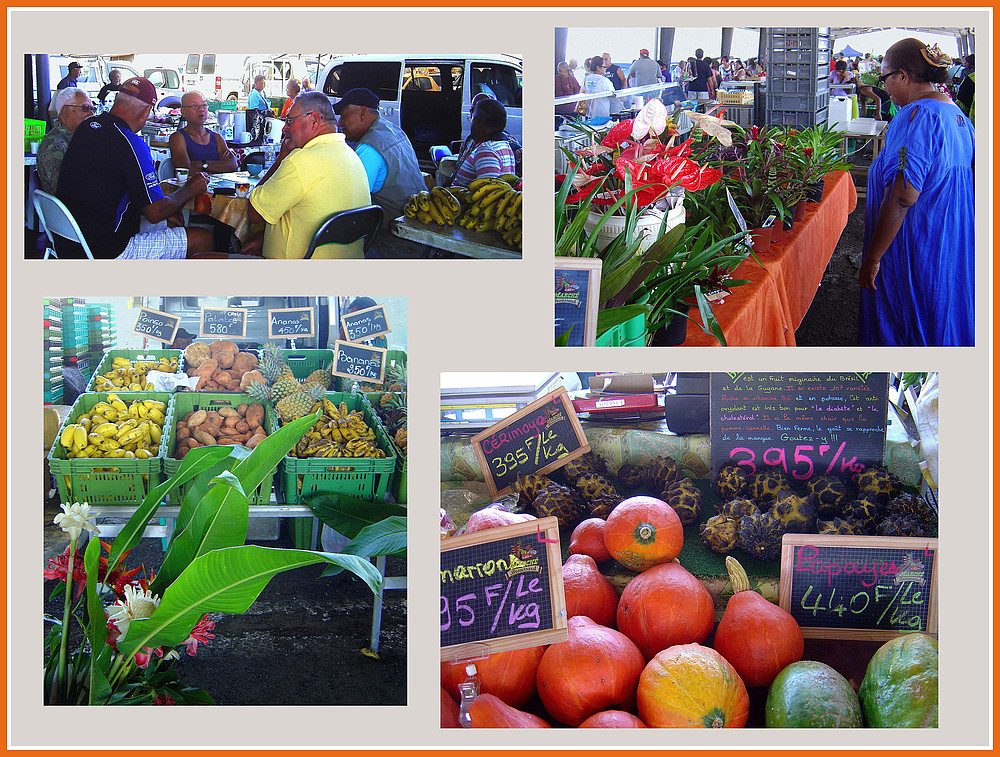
[
  {"xmin": 384, "ymin": 359, "xmax": 406, "ymax": 392},
  {"xmin": 261, "ymin": 342, "xmax": 295, "ymax": 383},
  {"xmin": 276, "ymin": 385, "xmax": 325, "ymax": 423},
  {"xmin": 245, "ymin": 381, "xmax": 272, "ymax": 405},
  {"xmin": 394, "ymin": 425, "xmax": 407, "ymax": 456},
  {"xmin": 302, "ymin": 369, "xmax": 331, "ymax": 391},
  {"xmin": 270, "ymin": 378, "xmax": 302, "ymax": 405}
]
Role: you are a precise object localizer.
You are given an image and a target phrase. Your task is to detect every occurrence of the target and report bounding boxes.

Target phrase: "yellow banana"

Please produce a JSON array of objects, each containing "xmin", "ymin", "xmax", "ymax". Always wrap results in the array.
[
  {"xmin": 498, "ymin": 173, "xmax": 520, "ymax": 186},
  {"xmin": 98, "ymin": 438, "xmax": 121, "ymax": 452},
  {"xmin": 72, "ymin": 425, "xmax": 88, "ymax": 451},
  {"xmin": 119, "ymin": 427, "xmax": 146, "ymax": 446},
  {"xmin": 106, "ymin": 448, "xmax": 127, "ymax": 458},
  {"xmin": 416, "ymin": 191, "xmax": 432, "ymax": 212},
  {"xmin": 147, "ymin": 408, "xmax": 165, "ymax": 425},
  {"xmin": 425, "ymin": 197, "xmax": 446, "ymax": 225},
  {"xmin": 60, "ymin": 425, "xmax": 77, "ymax": 448},
  {"xmin": 416, "ymin": 210, "xmax": 433, "ymax": 225},
  {"xmin": 467, "ymin": 176, "xmax": 507, "ymax": 193}
]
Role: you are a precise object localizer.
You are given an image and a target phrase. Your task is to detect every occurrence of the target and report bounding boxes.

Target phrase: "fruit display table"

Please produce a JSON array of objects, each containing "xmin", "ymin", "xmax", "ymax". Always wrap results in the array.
[{"xmin": 390, "ymin": 216, "xmax": 522, "ymax": 260}]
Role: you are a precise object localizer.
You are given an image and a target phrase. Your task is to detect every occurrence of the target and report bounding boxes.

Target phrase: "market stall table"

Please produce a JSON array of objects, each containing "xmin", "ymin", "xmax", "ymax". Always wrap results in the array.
[
  {"xmin": 683, "ymin": 169, "xmax": 858, "ymax": 346},
  {"xmin": 391, "ymin": 216, "xmax": 521, "ymax": 260},
  {"xmin": 838, "ymin": 119, "xmax": 889, "ymax": 160},
  {"xmin": 161, "ymin": 172, "xmax": 263, "ymax": 242}
]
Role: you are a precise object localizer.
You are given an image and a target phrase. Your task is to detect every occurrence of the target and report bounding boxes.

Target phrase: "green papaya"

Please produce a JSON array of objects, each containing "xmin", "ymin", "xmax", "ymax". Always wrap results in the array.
[
  {"xmin": 765, "ymin": 661, "xmax": 862, "ymax": 728},
  {"xmin": 859, "ymin": 633, "xmax": 938, "ymax": 727}
]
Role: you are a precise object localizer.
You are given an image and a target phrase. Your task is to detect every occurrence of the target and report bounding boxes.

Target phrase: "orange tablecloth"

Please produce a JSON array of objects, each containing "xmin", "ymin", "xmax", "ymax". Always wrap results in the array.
[
  {"xmin": 160, "ymin": 181, "xmax": 262, "ymax": 242},
  {"xmin": 685, "ymin": 170, "xmax": 858, "ymax": 346}
]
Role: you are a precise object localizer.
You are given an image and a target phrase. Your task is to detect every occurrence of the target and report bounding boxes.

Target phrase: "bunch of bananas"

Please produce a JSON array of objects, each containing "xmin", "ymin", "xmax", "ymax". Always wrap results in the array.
[
  {"xmin": 92, "ymin": 355, "xmax": 178, "ymax": 392},
  {"xmin": 291, "ymin": 399, "xmax": 387, "ymax": 459},
  {"xmin": 403, "ymin": 186, "xmax": 462, "ymax": 227},
  {"xmin": 58, "ymin": 393, "xmax": 166, "ymax": 459},
  {"xmin": 454, "ymin": 175, "xmax": 522, "ymax": 250}
]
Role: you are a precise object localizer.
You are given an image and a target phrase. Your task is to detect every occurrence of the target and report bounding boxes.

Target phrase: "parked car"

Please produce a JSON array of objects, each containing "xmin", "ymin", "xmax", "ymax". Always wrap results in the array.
[
  {"xmin": 47, "ymin": 56, "xmax": 140, "ymax": 109},
  {"xmin": 143, "ymin": 67, "xmax": 185, "ymax": 108}
]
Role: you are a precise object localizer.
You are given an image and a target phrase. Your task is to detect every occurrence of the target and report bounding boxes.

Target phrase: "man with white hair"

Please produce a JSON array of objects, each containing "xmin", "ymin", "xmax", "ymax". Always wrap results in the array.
[
  {"xmin": 36, "ymin": 87, "xmax": 94, "ymax": 193},
  {"xmin": 57, "ymin": 77, "xmax": 215, "ymax": 259}
]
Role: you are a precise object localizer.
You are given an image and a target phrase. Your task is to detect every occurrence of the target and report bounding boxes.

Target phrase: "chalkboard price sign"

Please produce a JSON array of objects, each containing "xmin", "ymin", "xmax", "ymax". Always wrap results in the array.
[
  {"xmin": 779, "ymin": 534, "xmax": 938, "ymax": 641},
  {"xmin": 710, "ymin": 373, "xmax": 889, "ymax": 479},
  {"xmin": 199, "ymin": 307, "xmax": 247, "ymax": 338},
  {"xmin": 441, "ymin": 517, "xmax": 568, "ymax": 661},
  {"xmin": 555, "ymin": 258, "xmax": 601, "ymax": 347},
  {"xmin": 471, "ymin": 387, "xmax": 590, "ymax": 497},
  {"xmin": 331, "ymin": 339, "xmax": 386, "ymax": 383},
  {"xmin": 132, "ymin": 307, "xmax": 180, "ymax": 344},
  {"xmin": 341, "ymin": 305, "xmax": 391, "ymax": 343},
  {"xmin": 267, "ymin": 308, "xmax": 314, "ymax": 338}
]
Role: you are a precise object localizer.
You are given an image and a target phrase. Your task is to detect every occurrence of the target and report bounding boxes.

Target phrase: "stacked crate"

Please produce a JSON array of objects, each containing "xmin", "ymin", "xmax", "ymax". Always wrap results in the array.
[
  {"xmin": 61, "ymin": 298, "xmax": 113, "ymax": 380},
  {"xmin": 85, "ymin": 303, "xmax": 116, "ymax": 356},
  {"xmin": 766, "ymin": 28, "xmax": 832, "ymax": 127},
  {"xmin": 43, "ymin": 299, "xmax": 64, "ymax": 404}
]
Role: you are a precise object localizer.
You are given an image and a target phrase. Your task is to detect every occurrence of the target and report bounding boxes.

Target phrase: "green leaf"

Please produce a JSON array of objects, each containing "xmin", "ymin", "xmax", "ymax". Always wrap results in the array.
[
  {"xmin": 118, "ymin": 545, "xmax": 383, "ymax": 658},
  {"xmin": 597, "ymin": 304, "xmax": 647, "ymax": 336},
  {"xmin": 305, "ymin": 494, "xmax": 406, "ymax": 540},
  {"xmin": 555, "ymin": 326, "xmax": 573, "ymax": 346},
  {"xmin": 232, "ymin": 412, "xmax": 320, "ymax": 497},
  {"xmin": 320, "ymin": 516, "xmax": 407, "ymax": 578},
  {"xmin": 599, "ymin": 257, "xmax": 642, "ymax": 305},
  {"xmin": 84, "ymin": 537, "xmax": 111, "ymax": 705},
  {"xmin": 606, "ymin": 223, "xmax": 686, "ymax": 310}
]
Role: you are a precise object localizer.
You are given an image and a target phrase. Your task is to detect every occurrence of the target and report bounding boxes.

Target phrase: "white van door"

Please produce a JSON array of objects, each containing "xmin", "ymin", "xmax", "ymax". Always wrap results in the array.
[
  {"xmin": 464, "ymin": 59, "xmax": 523, "ymax": 143},
  {"xmin": 184, "ymin": 54, "xmax": 219, "ymax": 99},
  {"xmin": 321, "ymin": 59, "xmax": 404, "ymax": 126}
]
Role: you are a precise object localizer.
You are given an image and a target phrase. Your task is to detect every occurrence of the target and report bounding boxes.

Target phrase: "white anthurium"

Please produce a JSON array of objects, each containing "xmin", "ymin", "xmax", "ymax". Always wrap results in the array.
[
  {"xmin": 682, "ymin": 107, "xmax": 738, "ymax": 147},
  {"xmin": 632, "ymin": 99, "xmax": 669, "ymax": 140}
]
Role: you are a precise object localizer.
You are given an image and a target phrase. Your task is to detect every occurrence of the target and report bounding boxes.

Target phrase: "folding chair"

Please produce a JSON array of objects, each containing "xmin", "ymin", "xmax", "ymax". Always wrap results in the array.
[
  {"xmin": 33, "ymin": 190, "xmax": 95, "ymax": 259},
  {"xmin": 156, "ymin": 157, "xmax": 175, "ymax": 182},
  {"xmin": 304, "ymin": 205, "xmax": 383, "ymax": 259}
]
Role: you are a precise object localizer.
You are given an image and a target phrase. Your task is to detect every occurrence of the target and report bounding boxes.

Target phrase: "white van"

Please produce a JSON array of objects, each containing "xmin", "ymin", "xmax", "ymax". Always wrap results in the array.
[
  {"xmin": 317, "ymin": 54, "xmax": 522, "ymax": 165},
  {"xmin": 182, "ymin": 54, "xmax": 245, "ymax": 102},
  {"xmin": 48, "ymin": 56, "xmax": 140, "ymax": 105},
  {"xmin": 243, "ymin": 55, "xmax": 315, "ymax": 101}
]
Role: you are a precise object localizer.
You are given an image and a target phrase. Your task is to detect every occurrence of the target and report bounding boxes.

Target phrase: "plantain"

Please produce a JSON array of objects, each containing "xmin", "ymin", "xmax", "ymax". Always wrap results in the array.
[
  {"xmin": 416, "ymin": 210, "xmax": 433, "ymax": 225},
  {"xmin": 416, "ymin": 191, "xmax": 432, "ymax": 212},
  {"xmin": 425, "ymin": 197, "xmax": 447, "ymax": 225},
  {"xmin": 60, "ymin": 425, "xmax": 78, "ymax": 448}
]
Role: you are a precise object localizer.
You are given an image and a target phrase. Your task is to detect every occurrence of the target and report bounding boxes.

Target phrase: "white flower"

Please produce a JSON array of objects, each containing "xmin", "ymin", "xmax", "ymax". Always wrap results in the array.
[
  {"xmin": 107, "ymin": 583, "xmax": 161, "ymax": 639},
  {"xmin": 632, "ymin": 99, "xmax": 669, "ymax": 141},
  {"xmin": 162, "ymin": 650, "xmax": 181, "ymax": 662},
  {"xmin": 53, "ymin": 501, "xmax": 99, "ymax": 541}
]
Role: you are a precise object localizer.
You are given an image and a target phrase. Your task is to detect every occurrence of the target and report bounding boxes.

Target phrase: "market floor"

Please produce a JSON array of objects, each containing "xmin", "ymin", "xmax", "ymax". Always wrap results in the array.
[{"xmin": 43, "ymin": 498, "xmax": 407, "ymax": 707}]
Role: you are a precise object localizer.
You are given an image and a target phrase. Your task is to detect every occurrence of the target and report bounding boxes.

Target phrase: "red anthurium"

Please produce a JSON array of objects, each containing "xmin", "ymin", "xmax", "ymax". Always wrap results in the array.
[{"xmin": 601, "ymin": 119, "xmax": 635, "ymax": 148}]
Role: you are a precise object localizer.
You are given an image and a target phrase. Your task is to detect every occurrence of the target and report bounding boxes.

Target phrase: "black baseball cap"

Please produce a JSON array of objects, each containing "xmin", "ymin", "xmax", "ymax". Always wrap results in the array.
[
  {"xmin": 68, "ymin": 61, "xmax": 83, "ymax": 71},
  {"xmin": 333, "ymin": 88, "xmax": 379, "ymax": 114}
]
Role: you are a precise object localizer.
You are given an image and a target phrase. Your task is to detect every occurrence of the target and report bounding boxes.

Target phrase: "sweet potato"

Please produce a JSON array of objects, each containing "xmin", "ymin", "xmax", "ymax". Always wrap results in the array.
[
  {"xmin": 235, "ymin": 420, "xmax": 249, "ymax": 434},
  {"xmin": 176, "ymin": 426, "xmax": 191, "ymax": 440},
  {"xmin": 246, "ymin": 403, "xmax": 264, "ymax": 429},
  {"xmin": 202, "ymin": 381, "xmax": 220, "ymax": 390},
  {"xmin": 181, "ymin": 411, "xmax": 194, "ymax": 423},
  {"xmin": 225, "ymin": 379, "xmax": 242, "ymax": 391},
  {"xmin": 188, "ymin": 410, "xmax": 208, "ymax": 427},
  {"xmin": 202, "ymin": 423, "xmax": 221, "ymax": 438},
  {"xmin": 184, "ymin": 341, "xmax": 211, "ymax": 370},
  {"xmin": 209, "ymin": 339, "xmax": 240, "ymax": 356},
  {"xmin": 215, "ymin": 350, "xmax": 235, "ymax": 370},
  {"xmin": 218, "ymin": 407, "xmax": 239, "ymax": 419},
  {"xmin": 213, "ymin": 371, "xmax": 233, "ymax": 386},
  {"xmin": 193, "ymin": 429, "xmax": 217, "ymax": 446},
  {"xmin": 232, "ymin": 352, "xmax": 259, "ymax": 375},
  {"xmin": 223, "ymin": 415, "xmax": 240, "ymax": 428},
  {"xmin": 238, "ymin": 404, "xmax": 248, "ymax": 416},
  {"xmin": 194, "ymin": 358, "xmax": 218, "ymax": 380},
  {"xmin": 218, "ymin": 426, "xmax": 240, "ymax": 436},
  {"xmin": 246, "ymin": 432, "xmax": 266, "ymax": 449},
  {"xmin": 230, "ymin": 433, "xmax": 248, "ymax": 443},
  {"xmin": 239, "ymin": 370, "xmax": 266, "ymax": 392},
  {"xmin": 205, "ymin": 411, "xmax": 222, "ymax": 426}
]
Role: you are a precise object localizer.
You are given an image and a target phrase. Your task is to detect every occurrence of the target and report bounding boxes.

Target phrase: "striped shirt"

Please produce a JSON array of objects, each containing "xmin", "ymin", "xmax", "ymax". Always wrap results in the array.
[{"xmin": 452, "ymin": 139, "xmax": 516, "ymax": 188}]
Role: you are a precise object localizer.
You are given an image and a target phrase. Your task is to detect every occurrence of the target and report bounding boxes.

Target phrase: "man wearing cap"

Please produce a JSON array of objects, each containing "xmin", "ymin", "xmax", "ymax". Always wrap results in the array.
[
  {"xmin": 57, "ymin": 61, "xmax": 83, "ymax": 90},
  {"xmin": 245, "ymin": 91, "xmax": 370, "ymax": 259},
  {"xmin": 334, "ymin": 88, "xmax": 428, "ymax": 258},
  {"xmin": 57, "ymin": 77, "xmax": 215, "ymax": 259},
  {"xmin": 629, "ymin": 48, "xmax": 662, "ymax": 89}
]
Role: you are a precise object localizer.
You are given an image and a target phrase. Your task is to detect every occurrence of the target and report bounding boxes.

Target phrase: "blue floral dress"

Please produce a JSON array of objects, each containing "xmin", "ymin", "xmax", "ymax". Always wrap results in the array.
[{"xmin": 859, "ymin": 98, "xmax": 975, "ymax": 346}]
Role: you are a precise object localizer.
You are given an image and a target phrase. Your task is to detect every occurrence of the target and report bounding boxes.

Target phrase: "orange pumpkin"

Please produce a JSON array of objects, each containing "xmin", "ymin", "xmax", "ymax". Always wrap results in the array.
[
  {"xmin": 569, "ymin": 517, "xmax": 612, "ymax": 562},
  {"xmin": 441, "ymin": 645, "xmax": 545, "ymax": 707},
  {"xmin": 579, "ymin": 710, "xmax": 647, "ymax": 728},
  {"xmin": 562, "ymin": 554, "xmax": 619, "ymax": 628},
  {"xmin": 469, "ymin": 693, "xmax": 551, "ymax": 728},
  {"xmin": 638, "ymin": 643, "xmax": 749, "ymax": 728},
  {"xmin": 603, "ymin": 496, "xmax": 683, "ymax": 572},
  {"xmin": 617, "ymin": 561, "xmax": 715, "ymax": 660},
  {"xmin": 464, "ymin": 504, "xmax": 536, "ymax": 533},
  {"xmin": 441, "ymin": 687, "xmax": 461, "ymax": 728},
  {"xmin": 536, "ymin": 615, "xmax": 646, "ymax": 726},
  {"xmin": 713, "ymin": 556, "xmax": 803, "ymax": 687}
]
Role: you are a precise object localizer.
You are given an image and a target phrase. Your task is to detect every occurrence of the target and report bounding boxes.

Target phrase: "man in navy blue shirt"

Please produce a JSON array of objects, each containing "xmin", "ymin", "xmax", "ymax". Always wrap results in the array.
[
  {"xmin": 57, "ymin": 77, "xmax": 215, "ymax": 259},
  {"xmin": 56, "ymin": 61, "xmax": 83, "ymax": 90}
]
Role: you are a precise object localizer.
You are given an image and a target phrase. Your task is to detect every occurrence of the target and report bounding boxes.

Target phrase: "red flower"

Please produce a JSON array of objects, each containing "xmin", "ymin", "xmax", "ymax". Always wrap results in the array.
[
  {"xmin": 43, "ymin": 546, "xmax": 87, "ymax": 600},
  {"xmin": 179, "ymin": 615, "xmax": 216, "ymax": 657},
  {"xmin": 154, "ymin": 694, "xmax": 177, "ymax": 706},
  {"xmin": 106, "ymin": 616, "xmax": 121, "ymax": 650},
  {"xmin": 134, "ymin": 646, "xmax": 165, "ymax": 670},
  {"xmin": 600, "ymin": 119, "xmax": 635, "ymax": 148}
]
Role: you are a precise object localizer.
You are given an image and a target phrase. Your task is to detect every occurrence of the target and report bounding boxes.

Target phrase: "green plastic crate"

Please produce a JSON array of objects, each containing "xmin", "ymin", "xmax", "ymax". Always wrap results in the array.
[
  {"xmin": 277, "ymin": 349, "xmax": 334, "ymax": 380},
  {"xmin": 87, "ymin": 348, "xmax": 184, "ymax": 392},
  {"xmin": 279, "ymin": 392, "xmax": 396, "ymax": 505},
  {"xmin": 364, "ymin": 391, "xmax": 407, "ymax": 504},
  {"xmin": 47, "ymin": 392, "xmax": 172, "ymax": 505},
  {"xmin": 162, "ymin": 392, "xmax": 277, "ymax": 505},
  {"xmin": 25, "ymin": 118, "xmax": 45, "ymax": 152}
]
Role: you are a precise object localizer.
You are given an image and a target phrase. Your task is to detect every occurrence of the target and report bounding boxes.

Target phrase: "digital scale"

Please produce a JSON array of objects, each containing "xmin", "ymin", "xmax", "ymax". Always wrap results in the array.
[
  {"xmin": 440, "ymin": 373, "xmax": 565, "ymax": 432},
  {"xmin": 571, "ymin": 392, "xmax": 665, "ymax": 421}
]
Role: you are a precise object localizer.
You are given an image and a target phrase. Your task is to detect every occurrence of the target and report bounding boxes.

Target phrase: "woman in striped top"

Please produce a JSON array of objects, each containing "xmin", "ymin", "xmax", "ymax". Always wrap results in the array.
[{"xmin": 450, "ymin": 99, "xmax": 517, "ymax": 188}]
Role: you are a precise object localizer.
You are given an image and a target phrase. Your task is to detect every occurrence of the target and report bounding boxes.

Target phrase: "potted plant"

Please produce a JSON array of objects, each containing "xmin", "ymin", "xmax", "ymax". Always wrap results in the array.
[{"xmin": 786, "ymin": 124, "xmax": 853, "ymax": 202}]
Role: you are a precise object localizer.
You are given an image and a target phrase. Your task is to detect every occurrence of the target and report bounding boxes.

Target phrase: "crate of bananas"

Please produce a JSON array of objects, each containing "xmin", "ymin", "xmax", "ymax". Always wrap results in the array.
[
  {"xmin": 403, "ymin": 174, "xmax": 522, "ymax": 251},
  {"xmin": 280, "ymin": 392, "xmax": 396, "ymax": 505},
  {"xmin": 87, "ymin": 349, "xmax": 182, "ymax": 392},
  {"xmin": 47, "ymin": 391, "xmax": 173, "ymax": 505}
]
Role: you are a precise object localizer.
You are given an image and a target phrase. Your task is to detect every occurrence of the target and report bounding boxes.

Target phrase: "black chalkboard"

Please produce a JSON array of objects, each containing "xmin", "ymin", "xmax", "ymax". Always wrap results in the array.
[
  {"xmin": 341, "ymin": 305, "xmax": 391, "ymax": 343},
  {"xmin": 132, "ymin": 307, "xmax": 180, "ymax": 344},
  {"xmin": 471, "ymin": 387, "xmax": 590, "ymax": 497},
  {"xmin": 330, "ymin": 339, "xmax": 386, "ymax": 383},
  {"xmin": 267, "ymin": 308, "xmax": 314, "ymax": 338},
  {"xmin": 199, "ymin": 307, "xmax": 247, "ymax": 338},
  {"xmin": 779, "ymin": 535, "xmax": 938, "ymax": 641},
  {"xmin": 710, "ymin": 373, "xmax": 890, "ymax": 480},
  {"xmin": 441, "ymin": 517, "xmax": 568, "ymax": 661}
]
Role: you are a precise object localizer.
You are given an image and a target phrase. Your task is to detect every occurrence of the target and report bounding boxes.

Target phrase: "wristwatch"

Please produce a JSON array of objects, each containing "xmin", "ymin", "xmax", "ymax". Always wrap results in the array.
[{"xmin": 199, "ymin": 160, "xmax": 208, "ymax": 171}]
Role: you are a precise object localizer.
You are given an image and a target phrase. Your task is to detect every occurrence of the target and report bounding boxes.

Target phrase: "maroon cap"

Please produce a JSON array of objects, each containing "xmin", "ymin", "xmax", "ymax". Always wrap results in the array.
[
  {"xmin": 639, "ymin": 48, "xmax": 649, "ymax": 56},
  {"xmin": 120, "ymin": 77, "xmax": 158, "ymax": 107}
]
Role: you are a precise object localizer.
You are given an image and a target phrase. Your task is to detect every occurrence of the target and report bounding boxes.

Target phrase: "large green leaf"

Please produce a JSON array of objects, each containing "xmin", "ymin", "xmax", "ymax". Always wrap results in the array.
[
  {"xmin": 599, "ymin": 257, "xmax": 643, "ymax": 305},
  {"xmin": 596, "ymin": 304, "xmax": 647, "ymax": 336},
  {"xmin": 231, "ymin": 412, "xmax": 320, "ymax": 497},
  {"xmin": 319, "ymin": 516, "xmax": 407, "ymax": 578},
  {"xmin": 305, "ymin": 493, "xmax": 406, "ymax": 540},
  {"xmin": 118, "ymin": 545, "xmax": 383, "ymax": 658},
  {"xmin": 175, "ymin": 446, "xmax": 250, "ymax": 534},
  {"xmin": 606, "ymin": 223, "xmax": 687, "ymax": 310},
  {"xmin": 84, "ymin": 536, "xmax": 111, "ymax": 705}
]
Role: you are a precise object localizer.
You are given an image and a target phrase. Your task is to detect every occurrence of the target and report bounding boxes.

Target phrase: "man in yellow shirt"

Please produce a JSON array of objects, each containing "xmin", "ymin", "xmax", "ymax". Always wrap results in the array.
[{"xmin": 246, "ymin": 91, "xmax": 370, "ymax": 259}]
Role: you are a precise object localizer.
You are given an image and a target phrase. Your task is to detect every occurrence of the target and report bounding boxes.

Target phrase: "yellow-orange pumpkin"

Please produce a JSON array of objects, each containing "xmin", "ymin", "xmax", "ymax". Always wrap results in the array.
[
  {"xmin": 579, "ymin": 710, "xmax": 647, "ymax": 728},
  {"xmin": 469, "ymin": 693, "xmax": 551, "ymax": 728},
  {"xmin": 562, "ymin": 554, "xmax": 619, "ymax": 628},
  {"xmin": 441, "ymin": 686, "xmax": 461, "ymax": 728},
  {"xmin": 638, "ymin": 643, "xmax": 749, "ymax": 728},
  {"xmin": 603, "ymin": 496, "xmax": 683, "ymax": 572},
  {"xmin": 616, "ymin": 561, "xmax": 715, "ymax": 660},
  {"xmin": 569, "ymin": 517, "xmax": 612, "ymax": 562},
  {"xmin": 441, "ymin": 645, "xmax": 545, "ymax": 708}
]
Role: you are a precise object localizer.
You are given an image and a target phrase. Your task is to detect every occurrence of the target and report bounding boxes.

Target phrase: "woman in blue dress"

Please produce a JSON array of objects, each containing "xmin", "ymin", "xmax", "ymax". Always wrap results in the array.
[{"xmin": 859, "ymin": 39, "xmax": 975, "ymax": 346}]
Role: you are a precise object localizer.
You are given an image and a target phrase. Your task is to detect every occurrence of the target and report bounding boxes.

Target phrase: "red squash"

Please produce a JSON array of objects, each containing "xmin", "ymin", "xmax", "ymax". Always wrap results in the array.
[
  {"xmin": 713, "ymin": 556, "xmax": 803, "ymax": 687},
  {"xmin": 562, "ymin": 554, "xmax": 619, "ymax": 628},
  {"xmin": 617, "ymin": 561, "xmax": 715, "ymax": 661},
  {"xmin": 603, "ymin": 496, "xmax": 683, "ymax": 572},
  {"xmin": 441, "ymin": 645, "xmax": 545, "ymax": 708},
  {"xmin": 569, "ymin": 517, "xmax": 612, "ymax": 562},
  {"xmin": 464, "ymin": 504, "xmax": 536, "ymax": 533},
  {"xmin": 468, "ymin": 693, "xmax": 551, "ymax": 728},
  {"xmin": 441, "ymin": 686, "xmax": 461, "ymax": 728},
  {"xmin": 579, "ymin": 710, "xmax": 647, "ymax": 728},
  {"xmin": 536, "ymin": 615, "xmax": 646, "ymax": 726}
]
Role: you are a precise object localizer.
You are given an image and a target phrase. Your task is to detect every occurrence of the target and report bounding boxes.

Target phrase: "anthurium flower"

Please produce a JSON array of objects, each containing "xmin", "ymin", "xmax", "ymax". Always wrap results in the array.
[
  {"xmin": 53, "ymin": 502, "xmax": 99, "ymax": 541},
  {"xmin": 682, "ymin": 108, "xmax": 737, "ymax": 147},
  {"xmin": 180, "ymin": 615, "xmax": 216, "ymax": 657},
  {"xmin": 632, "ymin": 99, "xmax": 669, "ymax": 140},
  {"xmin": 600, "ymin": 119, "xmax": 635, "ymax": 148},
  {"xmin": 43, "ymin": 546, "xmax": 87, "ymax": 599}
]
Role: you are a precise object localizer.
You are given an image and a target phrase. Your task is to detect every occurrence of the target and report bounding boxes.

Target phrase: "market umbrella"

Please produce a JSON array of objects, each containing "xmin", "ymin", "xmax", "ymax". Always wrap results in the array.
[{"xmin": 838, "ymin": 44, "xmax": 864, "ymax": 57}]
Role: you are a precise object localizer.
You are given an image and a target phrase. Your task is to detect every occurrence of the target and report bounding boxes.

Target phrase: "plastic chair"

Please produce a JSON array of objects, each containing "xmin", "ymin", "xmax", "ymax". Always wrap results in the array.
[
  {"xmin": 33, "ymin": 190, "xmax": 95, "ymax": 259},
  {"xmin": 304, "ymin": 205, "xmax": 383, "ymax": 259},
  {"xmin": 430, "ymin": 145, "xmax": 452, "ymax": 165},
  {"xmin": 156, "ymin": 157, "xmax": 175, "ymax": 182}
]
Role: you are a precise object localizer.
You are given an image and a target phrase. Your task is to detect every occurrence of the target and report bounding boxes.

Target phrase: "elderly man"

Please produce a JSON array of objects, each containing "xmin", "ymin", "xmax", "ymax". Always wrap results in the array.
[
  {"xmin": 57, "ymin": 77, "xmax": 214, "ymax": 259},
  {"xmin": 333, "ymin": 88, "xmax": 427, "ymax": 258},
  {"xmin": 57, "ymin": 61, "xmax": 83, "ymax": 90},
  {"xmin": 248, "ymin": 75, "xmax": 269, "ymax": 112},
  {"xmin": 246, "ymin": 91, "xmax": 370, "ymax": 259},
  {"xmin": 97, "ymin": 69, "xmax": 122, "ymax": 103},
  {"xmin": 36, "ymin": 87, "xmax": 94, "ymax": 193},
  {"xmin": 169, "ymin": 91, "xmax": 237, "ymax": 173}
]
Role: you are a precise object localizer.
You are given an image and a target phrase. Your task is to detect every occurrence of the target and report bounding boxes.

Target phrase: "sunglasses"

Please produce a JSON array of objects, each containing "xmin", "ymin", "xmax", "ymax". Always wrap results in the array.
[{"xmin": 877, "ymin": 69, "xmax": 903, "ymax": 84}]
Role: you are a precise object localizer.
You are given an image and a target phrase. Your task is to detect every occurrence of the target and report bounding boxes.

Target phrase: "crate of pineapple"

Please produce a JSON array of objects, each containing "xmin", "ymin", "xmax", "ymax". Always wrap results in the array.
[
  {"xmin": 47, "ymin": 391, "xmax": 173, "ymax": 505},
  {"xmin": 365, "ymin": 391, "xmax": 407, "ymax": 503},
  {"xmin": 279, "ymin": 392, "xmax": 396, "ymax": 504},
  {"xmin": 86, "ymin": 348, "xmax": 183, "ymax": 393},
  {"xmin": 161, "ymin": 392, "xmax": 278, "ymax": 506}
]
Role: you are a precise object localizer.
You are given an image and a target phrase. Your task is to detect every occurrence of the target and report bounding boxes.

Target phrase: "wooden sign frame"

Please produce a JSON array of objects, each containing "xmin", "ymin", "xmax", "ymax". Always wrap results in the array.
[
  {"xmin": 555, "ymin": 257, "xmax": 602, "ymax": 347},
  {"xmin": 340, "ymin": 304, "xmax": 391, "ymax": 343},
  {"xmin": 132, "ymin": 306, "xmax": 180, "ymax": 344},
  {"xmin": 267, "ymin": 307, "xmax": 315, "ymax": 339},
  {"xmin": 471, "ymin": 386, "xmax": 591, "ymax": 497},
  {"xmin": 779, "ymin": 534, "xmax": 938, "ymax": 642},
  {"xmin": 440, "ymin": 517, "xmax": 568, "ymax": 661},
  {"xmin": 331, "ymin": 339, "xmax": 387, "ymax": 383},
  {"xmin": 199, "ymin": 307, "xmax": 248, "ymax": 339}
]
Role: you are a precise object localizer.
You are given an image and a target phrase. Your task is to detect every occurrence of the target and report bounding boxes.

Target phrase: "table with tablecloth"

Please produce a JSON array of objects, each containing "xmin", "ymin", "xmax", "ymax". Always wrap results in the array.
[
  {"xmin": 161, "ymin": 174, "xmax": 263, "ymax": 243},
  {"xmin": 684, "ymin": 169, "xmax": 858, "ymax": 346}
]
